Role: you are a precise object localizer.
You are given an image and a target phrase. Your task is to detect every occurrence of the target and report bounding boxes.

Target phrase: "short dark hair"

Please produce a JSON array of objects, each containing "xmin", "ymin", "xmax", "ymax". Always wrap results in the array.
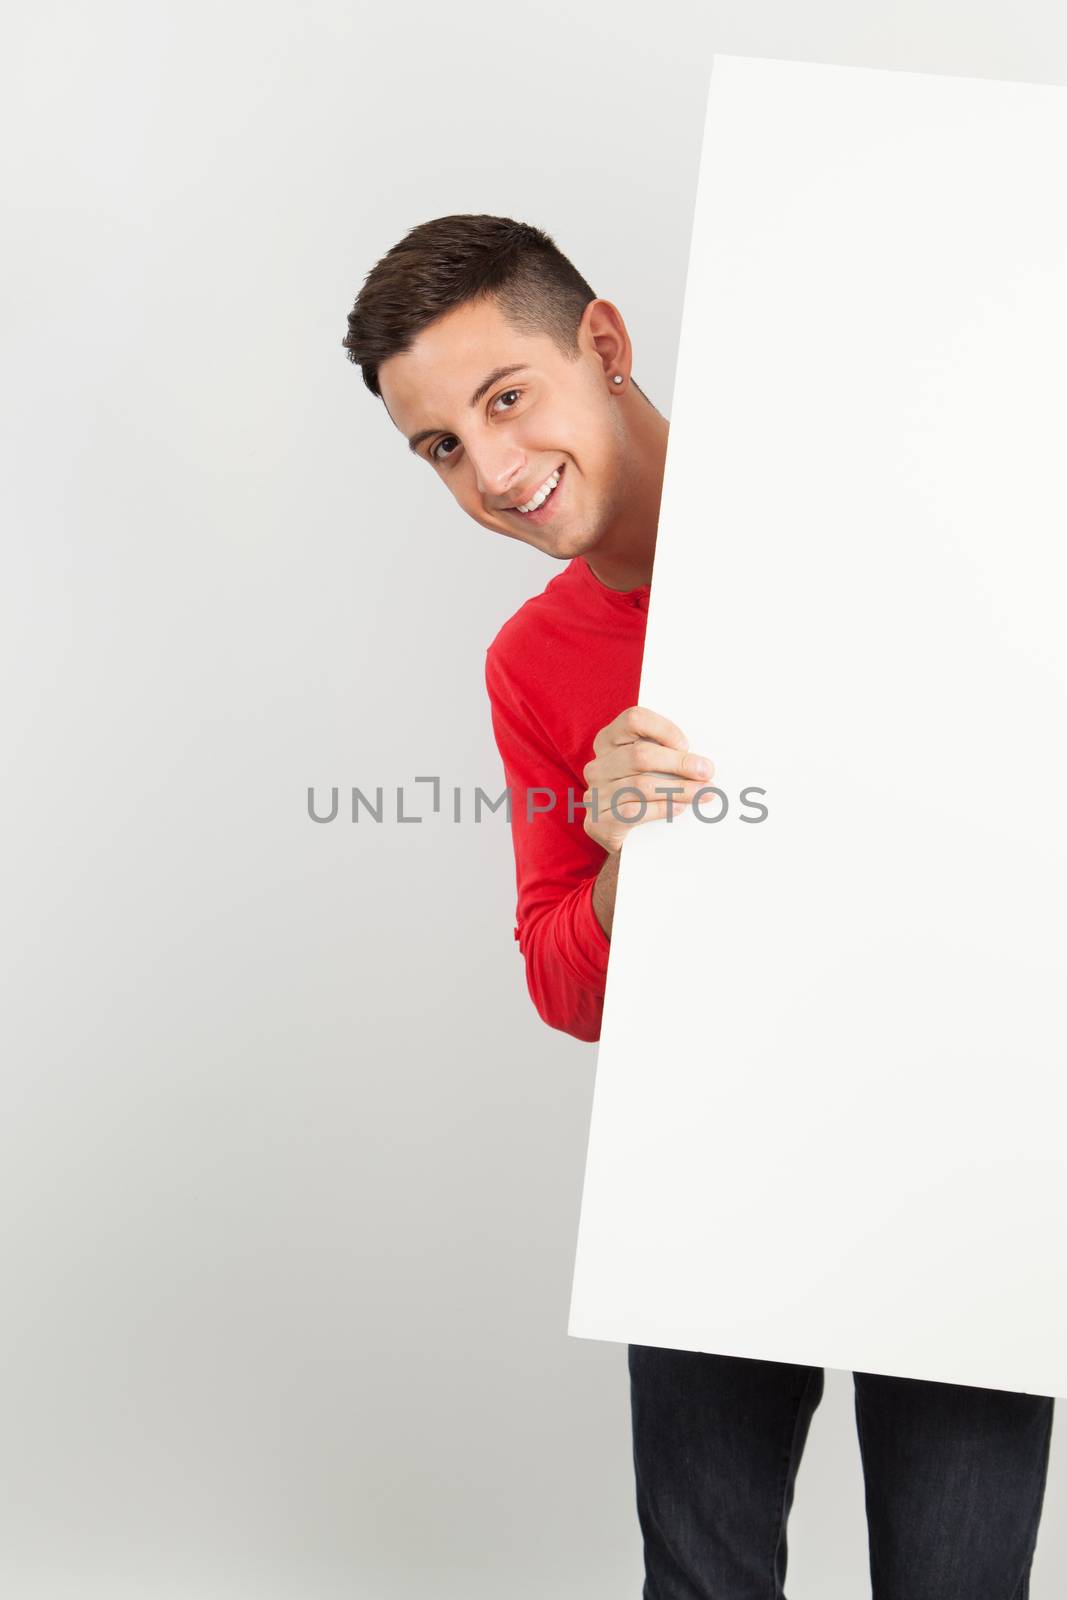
[{"xmin": 342, "ymin": 214, "xmax": 597, "ymax": 398}]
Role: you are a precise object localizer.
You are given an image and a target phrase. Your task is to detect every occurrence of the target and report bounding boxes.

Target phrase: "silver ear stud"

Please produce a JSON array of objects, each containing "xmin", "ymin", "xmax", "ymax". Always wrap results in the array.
[{"xmin": 612, "ymin": 374, "xmax": 624, "ymax": 385}]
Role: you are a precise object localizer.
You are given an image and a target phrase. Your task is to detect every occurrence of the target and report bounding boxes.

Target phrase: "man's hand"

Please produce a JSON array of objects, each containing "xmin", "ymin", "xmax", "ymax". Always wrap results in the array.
[{"xmin": 582, "ymin": 706, "xmax": 715, "ymax": 856}]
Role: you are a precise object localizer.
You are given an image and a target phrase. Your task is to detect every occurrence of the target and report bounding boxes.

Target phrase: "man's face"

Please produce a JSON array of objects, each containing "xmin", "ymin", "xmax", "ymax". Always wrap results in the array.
[{"xmin": 377, "ymin": 295, "xmax": 632, "ymax": 560}]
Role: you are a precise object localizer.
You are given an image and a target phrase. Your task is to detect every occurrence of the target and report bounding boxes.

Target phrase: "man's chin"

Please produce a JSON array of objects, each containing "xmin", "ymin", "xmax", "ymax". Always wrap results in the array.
[
  {"xmin": 514, "ymin": 524, "xmax": 592, "ymax": 562},
  {"xmin": 551, "ymin": 527, "xmax": 600, "ymax": 560},
  {"xmin": 490, "ymin": 503, "xmax": 604, "ymax": 561},
  {"xmin": 521, "ymin": 511, "xmax": 603, "ymax": 557}
]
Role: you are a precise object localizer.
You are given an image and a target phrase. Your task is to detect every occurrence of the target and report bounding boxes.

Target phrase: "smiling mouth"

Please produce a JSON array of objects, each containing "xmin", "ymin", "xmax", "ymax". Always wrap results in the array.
[{"xmin": 511, "ymin": 463, "xmax": 565, "ymax": 516}]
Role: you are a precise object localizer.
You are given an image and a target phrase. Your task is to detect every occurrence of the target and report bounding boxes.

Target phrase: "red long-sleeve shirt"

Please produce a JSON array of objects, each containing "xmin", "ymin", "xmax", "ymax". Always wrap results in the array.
[{"xmin": 484, "ymin": 555, "xmax": 650, "ymax": 1043}]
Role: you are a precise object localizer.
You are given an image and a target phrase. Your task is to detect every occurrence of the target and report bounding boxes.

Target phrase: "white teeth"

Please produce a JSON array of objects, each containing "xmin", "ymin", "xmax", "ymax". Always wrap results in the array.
[{"xmin": 516, "ymin": 470, "xmax": 560, "ymax": 514}]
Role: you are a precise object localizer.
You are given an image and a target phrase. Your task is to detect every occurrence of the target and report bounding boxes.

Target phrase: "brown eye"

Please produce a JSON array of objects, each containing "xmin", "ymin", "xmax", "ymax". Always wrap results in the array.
[
  {"xmin": 431, "ymin": 435, "xmax": 459, "ymax": 463},
  {"xmin": 493, "ymin": 389, "xmax": 522, "ymax": 412}
]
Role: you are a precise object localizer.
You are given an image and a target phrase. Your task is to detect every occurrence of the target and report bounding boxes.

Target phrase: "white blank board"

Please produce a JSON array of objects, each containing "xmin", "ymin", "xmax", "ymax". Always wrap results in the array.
[{"xmin": 568, "ymin": 55, "xmax": 1067, "ymax": 1397}]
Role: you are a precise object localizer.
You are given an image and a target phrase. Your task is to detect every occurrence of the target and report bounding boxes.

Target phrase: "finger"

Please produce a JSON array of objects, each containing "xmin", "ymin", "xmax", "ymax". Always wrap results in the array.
[
  {"xmin": 601, "ymin": 777, "xmax": 709, "ymax": 818},
  {"xmin": 583, "ymin": 775, "xmax": 709, "ymax": 824},
  {"xmin": 592, "ymin": 705, "xmax": 689, "ymax": 757},
  {"xmin": 595, "ymin": 741, "xmax": 714, "ymax": 785},
  {"xmin": 608, "ymin": 795, "xmax": 696, "ymax": 828}
]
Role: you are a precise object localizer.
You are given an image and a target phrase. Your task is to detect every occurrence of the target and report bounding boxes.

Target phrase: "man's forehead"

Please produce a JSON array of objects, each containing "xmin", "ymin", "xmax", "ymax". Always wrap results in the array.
[{"xmin": 379, "ymin": 300, "xmax": 556, "ymax": 427}]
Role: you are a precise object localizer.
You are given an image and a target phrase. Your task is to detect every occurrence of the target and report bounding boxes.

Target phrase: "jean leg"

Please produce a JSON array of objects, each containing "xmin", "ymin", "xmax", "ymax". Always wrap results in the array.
[
  {"xmin": 628, "ymin": 1344, "xmax": 824, "ymax": 1599},
  {"xmin": 853, "ymin": 1369, "xmax": 1054, "ymax": 1600}
]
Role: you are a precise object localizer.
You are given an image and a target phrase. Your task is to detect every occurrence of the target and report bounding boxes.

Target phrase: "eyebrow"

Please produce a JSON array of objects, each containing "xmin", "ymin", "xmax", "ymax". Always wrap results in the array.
[{"xmin": 406, "ymin": 364, "xmax": 529, "ymax": 454}]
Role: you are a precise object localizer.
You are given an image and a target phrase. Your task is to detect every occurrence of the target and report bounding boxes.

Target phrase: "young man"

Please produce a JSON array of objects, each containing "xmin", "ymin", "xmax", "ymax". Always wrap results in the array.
[{"xmin": 343, "ymin": 214, "xmax": 1054, "ymax": 1598}]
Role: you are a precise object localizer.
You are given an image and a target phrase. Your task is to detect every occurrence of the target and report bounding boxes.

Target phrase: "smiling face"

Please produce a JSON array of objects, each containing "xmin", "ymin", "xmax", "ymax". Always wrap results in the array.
[{"xmin": 377, "ymin": 294, "xmax": 637, "ymax": 561}]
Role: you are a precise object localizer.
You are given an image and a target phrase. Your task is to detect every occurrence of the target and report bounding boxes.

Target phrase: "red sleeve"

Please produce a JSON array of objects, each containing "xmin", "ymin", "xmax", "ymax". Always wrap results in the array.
[{"xmin": 484, "ymin": 645, "xmax": 611, "ymax": 1044}]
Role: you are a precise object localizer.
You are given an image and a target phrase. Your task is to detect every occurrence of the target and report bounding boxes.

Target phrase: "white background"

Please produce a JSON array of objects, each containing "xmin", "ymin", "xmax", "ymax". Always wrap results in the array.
[{"xmin": 4, "ymin": 3, "xmax": 1067, "ymax": 1596}]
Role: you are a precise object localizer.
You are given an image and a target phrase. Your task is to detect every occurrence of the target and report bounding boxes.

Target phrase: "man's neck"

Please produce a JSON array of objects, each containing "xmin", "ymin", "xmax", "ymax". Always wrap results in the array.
[{"xmin": 582, "ymin": 405, "xmax": 669, "ymax": 592}]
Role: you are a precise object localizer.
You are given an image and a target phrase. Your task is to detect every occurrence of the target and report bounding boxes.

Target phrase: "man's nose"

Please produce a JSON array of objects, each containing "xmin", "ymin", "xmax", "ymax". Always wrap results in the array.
[{"xmin": 467, "ymin": 438, "xmax": 526, "ymax": 502}]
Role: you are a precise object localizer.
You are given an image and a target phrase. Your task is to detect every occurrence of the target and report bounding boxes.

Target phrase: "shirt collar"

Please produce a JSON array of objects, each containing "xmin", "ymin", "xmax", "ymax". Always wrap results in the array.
[{"xmin": 572, "ymin": 555, "xmax": 651, "ymax": 614}]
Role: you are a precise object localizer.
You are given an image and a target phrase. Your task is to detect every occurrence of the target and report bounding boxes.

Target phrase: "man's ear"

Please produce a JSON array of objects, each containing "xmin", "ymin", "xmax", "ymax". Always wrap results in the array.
[{"xmin": 580, "ymin": 298, "xmax": 632, "ymax": 387}]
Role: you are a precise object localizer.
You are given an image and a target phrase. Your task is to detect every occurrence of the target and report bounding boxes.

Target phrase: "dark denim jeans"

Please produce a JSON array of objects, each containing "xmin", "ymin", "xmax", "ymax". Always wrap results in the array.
[{"xmin": 628, "ymin": 1345, "xmax": 1054, "ymax": 1599}]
